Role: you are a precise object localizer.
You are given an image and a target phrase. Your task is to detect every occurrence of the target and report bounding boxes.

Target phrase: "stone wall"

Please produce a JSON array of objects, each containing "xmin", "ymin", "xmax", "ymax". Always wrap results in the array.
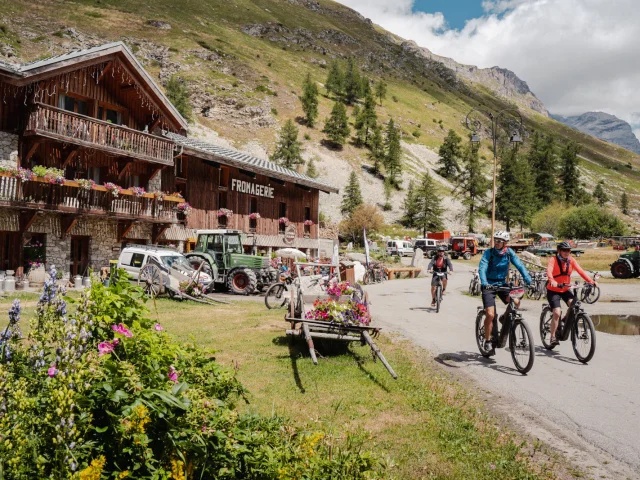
[{"xmin": 0, "ymin": 132, "xmax": 18, "ymax": 168}]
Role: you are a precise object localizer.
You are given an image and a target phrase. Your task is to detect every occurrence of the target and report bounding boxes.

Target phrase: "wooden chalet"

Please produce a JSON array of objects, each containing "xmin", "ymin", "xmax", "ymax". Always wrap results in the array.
[{"xmin": 0, "ymin": 42, "xmax": 337, "ymax": 278}]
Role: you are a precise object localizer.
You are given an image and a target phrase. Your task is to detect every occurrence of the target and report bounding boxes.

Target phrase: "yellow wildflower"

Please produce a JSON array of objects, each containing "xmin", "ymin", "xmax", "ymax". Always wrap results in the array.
[
  {"xmin": 170, "ymin": 459, "xmax": 186, "ymax": 480},
  {"xmin": 118, "ymin": 471, "xmax": 130, "ymax": 478},
  {"xmin": 78, "ymin": 456, "xmax": 106, "ymax": 480}
]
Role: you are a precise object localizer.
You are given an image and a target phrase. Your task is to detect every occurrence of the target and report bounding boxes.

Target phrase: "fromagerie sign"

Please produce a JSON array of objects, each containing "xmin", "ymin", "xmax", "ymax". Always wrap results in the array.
[{"xmin": 231, "ymin": 179, "xmax": 275, "ymax": 198}]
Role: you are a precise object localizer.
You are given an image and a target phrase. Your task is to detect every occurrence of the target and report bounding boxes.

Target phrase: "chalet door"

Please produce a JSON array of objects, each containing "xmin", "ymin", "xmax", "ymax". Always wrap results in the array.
[
  {"xmin": 70, "ymin": 236, "xmax": 90, "ymax": 276},
  {"xmin": 0, "ymin": 232, "xmax": 21, "ymax": 272}
]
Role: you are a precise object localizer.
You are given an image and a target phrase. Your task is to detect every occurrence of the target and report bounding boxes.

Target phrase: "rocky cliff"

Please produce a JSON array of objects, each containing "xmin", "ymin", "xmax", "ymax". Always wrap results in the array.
[{"xmin": 552, "ymin": 112, "xmax": 640, "ymax": 155}]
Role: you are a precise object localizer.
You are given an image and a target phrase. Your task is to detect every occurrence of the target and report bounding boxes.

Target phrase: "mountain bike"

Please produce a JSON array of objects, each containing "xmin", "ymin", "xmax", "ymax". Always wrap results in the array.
[
  {"xmin": 475, "ymin": 284, "xmax": 535, "ymax": 374},
  {"xmin": 431, "ymin": 271, "xmax": 446, "ymax": 313},
  {"xmin": 526, "ymin": 271, "xmax": 546, "ymax": 301},
  {"xmin": 468, "ymin": 269, "xmax": 481, "ymax": 296},
  {"xmin": 579, "ymin": 271, "xmax": 601, "ymax": 304},
  {"xmin": 540, "ymin": 284, "xmax": 596, "ymax": 363},
  {"xmin": 264, "ymin": 270, "xmax": 295, "ymax": 309},
  {"xmin": 363, "ymin": 262, "xmax": 387, "ymax": 284}
]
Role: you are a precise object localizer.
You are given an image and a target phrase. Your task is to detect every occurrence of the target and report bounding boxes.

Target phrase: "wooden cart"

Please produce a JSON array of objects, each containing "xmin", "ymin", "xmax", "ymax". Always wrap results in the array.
[{"xmin": 284, "ymin": 262, "xmax": 397, "ymax": 379}]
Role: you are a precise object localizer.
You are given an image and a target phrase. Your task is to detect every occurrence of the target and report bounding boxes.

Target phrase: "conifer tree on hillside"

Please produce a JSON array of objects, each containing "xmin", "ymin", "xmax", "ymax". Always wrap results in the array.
[
  {"xmin": 527, "ymin": 132, "xmax": 558, "ymax": 207},
  {"xmin": 414, "ymin": 171, "xmax": 444, "ymax": 237},
  {"xmin": 360, "ymin": 77, "xmax": 372, "ymax": 98},
  {"xmin": 368, "ymin": 124, "xmax": 385, "ymax": 174},
  {"xmin": 270, "ymin": 119, "xmax": 303, "ymax": 169},
  {"xmin": 515, "ymin": 154, "xmax": 537, "ymax": 229},
  {"xmin": 560, "ymin": 141, "xmax": 581, "ymax": 203},
  {"xmin": 354, "ymin": 92, "xmax": 378, "ymax": 147},
  {"xmin": 401, "ymin": 180, "xmax": 419, "ymax": 228},
  {"xmin": 322, "ymin": 102, "xmax": 351, "ymax": 147},
  {"xmin": 436, "ymin": 129, "xmax": 463, "ymax": 180},
  {"xmin": 166, "ymin": 75, "xmax": 192, "ymax": 122},
  {"xmin": 496, "ymin": 149, "xmax": 536, "ymax": 230},
  {"xmin": 325, "ymin": 60, "xmax": 344, "ymax": 97},
  {"xmin": 621, "ymin": 191, "xmax": 630, "ymax": 215},
  {"xmin": 300, "ymin": 73, "xmax": 319, "ymax": 127},
  {"xmin": 340, "ymin": 171, "xmax": 363, "ymax": 217},
  {"xmin": 455, "ymin": 145, "xmax": 489, "ymax": 232},
  {"xmin": 306, "ymin": 157, "xmax": 318, "ymax": 178},
  {"xmin": 384, "ymin": 119, "xmax": 402, "ymax": 187},
  {"xmin": 382, "ymin": 179, "xmax": 393, "ymax": 211},
  {"xmin": 343, "ymin": 58, "xmax": 362, "ymax": 105},
  {"xmin": 593, "ymin": 180, "xmax": 608, "ymax": 207},
  {"xmin": 375, "ymin": 79, "xmax": 387, "ymax": 106}
]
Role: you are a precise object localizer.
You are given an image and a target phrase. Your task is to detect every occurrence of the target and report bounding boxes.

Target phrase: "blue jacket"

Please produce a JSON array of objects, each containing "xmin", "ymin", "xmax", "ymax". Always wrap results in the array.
[{"xmin": 479, "ymin": 247, "xmax": 531, "ymax": 286}]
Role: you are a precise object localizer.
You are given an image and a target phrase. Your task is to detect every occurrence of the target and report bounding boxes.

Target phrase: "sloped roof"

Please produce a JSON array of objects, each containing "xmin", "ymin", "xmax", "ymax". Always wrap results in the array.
[
  {"xmin": 165, "ymin": 132, "xmax": 339, "ymax": 194},
  {"xmin": 1, "ymin": 42, "xmax": 187, "ymax": 131}
]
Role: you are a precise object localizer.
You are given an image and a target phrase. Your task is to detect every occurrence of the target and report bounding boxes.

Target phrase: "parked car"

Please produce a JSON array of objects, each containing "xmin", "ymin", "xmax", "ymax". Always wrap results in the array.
[
  {"xmin": 386, "ymin": 240, "xmax": 414, "ymax": 257},
  {"xmin": 413, "ymin": 238, "xmax": 438, "ymax": 257},
  {"xmin": 117, "ymin": 245, "xmax": 213, "ymax": 286}
]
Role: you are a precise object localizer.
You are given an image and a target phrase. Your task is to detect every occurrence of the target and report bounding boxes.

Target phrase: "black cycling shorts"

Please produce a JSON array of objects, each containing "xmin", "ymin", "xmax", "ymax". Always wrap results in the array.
[
  {"xmin": 546, "ymin": 290, "xmax": 575, "ymax": 309},
  {"xmin": 482, "ymin": 288, "xmax": 510, "ymax": 309},
  {"xmin": 431, "ymin": 273, "xmax": 448, "ymax": 286}
]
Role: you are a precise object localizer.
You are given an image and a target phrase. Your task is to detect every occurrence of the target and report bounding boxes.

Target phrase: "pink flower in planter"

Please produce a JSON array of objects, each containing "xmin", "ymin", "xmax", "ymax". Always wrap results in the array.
[
  {"xmin": 47, "ymin": 365, "xmax": 58, "ymax": 378},
  {"xmin": 154, "ymin": 323, "xmax": 164, "ymax": 331},
  {"xmin": 98, "ymin": 341, "xmax": 115, "ymax": 356},
  {"xmin": 112, "ymin": 323, "xmax": 133, "ymax": 338},
  {"xmin": 168, "ymin": 365, "xmax": 179, "ymax": 383}
]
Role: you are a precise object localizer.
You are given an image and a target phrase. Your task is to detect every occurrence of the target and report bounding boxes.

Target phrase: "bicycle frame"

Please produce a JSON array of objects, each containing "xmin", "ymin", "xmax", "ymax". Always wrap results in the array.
[{"xmin": 546, "ymin": 285, "xmax": 583, "ymax": 342}]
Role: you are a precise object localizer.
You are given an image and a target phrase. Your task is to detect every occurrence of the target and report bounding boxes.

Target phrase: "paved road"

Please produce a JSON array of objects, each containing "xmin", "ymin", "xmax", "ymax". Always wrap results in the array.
[{"xmin": 366, "ymin": 265, "xmax": 640, "ymax": 479}]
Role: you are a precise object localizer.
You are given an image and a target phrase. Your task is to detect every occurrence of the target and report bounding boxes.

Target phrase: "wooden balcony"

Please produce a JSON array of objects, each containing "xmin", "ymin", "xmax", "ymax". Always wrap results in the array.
[
  {"xmin": 24, "ymin": 103, "xmax": 175, "ymax": 166},
  {"xmin": 0, "ymin": 173, "xmax": 183, "ymax": 223}
]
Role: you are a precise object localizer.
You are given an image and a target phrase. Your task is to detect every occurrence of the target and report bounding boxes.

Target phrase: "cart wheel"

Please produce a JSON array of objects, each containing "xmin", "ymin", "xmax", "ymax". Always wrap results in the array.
[{"xmin": 138, "ymin": 264, "xmax": 163, "ymax": 298}]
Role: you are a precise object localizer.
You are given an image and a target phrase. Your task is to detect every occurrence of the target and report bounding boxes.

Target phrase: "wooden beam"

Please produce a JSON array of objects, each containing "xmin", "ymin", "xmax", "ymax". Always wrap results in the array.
[
  {"xmin": 60, "ymin": 215, "xmax": 78, "ymax": 239},
  {"xmin": 118, "ymin": 220, "xmax": 136, "ymax": 242},
  {"xmin": 149, "ymin": 166, "xmax": 165, "ymax": 183},
  {"xmin": 19, "ymin": 211, "xmax": 39, "ymax": 234},
  {"xmin": 150, "ymin": 116, "xmax": 162, "ymax": 132},
  {"xmin": 152, "ymin": 224, "xmax": 170, "ymax": 244},
  {"xmin": 118, "ymin": 161, "xmax": 133, "ymax": 182},
  {"xmin": 97, "ymin": 61, "xmax": 113, "ymax": 83},
  {"xmin": 61, "ymin": 147, "xmax": 79, "ymax": 168},
  {"xmin": 24, "ymin": 140, "xmax": 41, "ymax": 163},
  {"xmin": 120, "ymin": 84, "xmax": 136, "ymax": 90}
]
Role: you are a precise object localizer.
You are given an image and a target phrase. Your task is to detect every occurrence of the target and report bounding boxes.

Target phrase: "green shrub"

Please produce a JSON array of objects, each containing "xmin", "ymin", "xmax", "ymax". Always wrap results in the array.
[
  {"xmin": 557, "ymin": 204, "xmax": 628, "ymax": 239},
  {"xmin": 271, "ymin": 107, "xmax": 278, "ymax": 116},
  {"xmin": 304, "ymin": 133, "xmax": 311, "ymax": 140},
  {"xmin": 165, "ymin": 75, "xmax": 192, "ymax": 122},
  {"xmin": 412, "ymin": 130, "xmax": 421, "ymax": 138},
  {"xmin": 391, "ymin": 95, "xmax": 399, "ymax": 103},
  {"xmin": 0, "ymin": 267, "xmax": 385, "ymax": 479},
  {"xmin": 255, "ymin": 85, "xmax": 277, "ymax": 96},
  {"xmin": 84, "ymin": 11, "xmax": 104, "ymax": 18}
]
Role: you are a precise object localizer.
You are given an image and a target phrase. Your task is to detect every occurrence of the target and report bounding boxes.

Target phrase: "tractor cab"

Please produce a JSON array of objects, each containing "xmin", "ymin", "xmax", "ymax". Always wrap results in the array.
[
  {"xmin": 450, "ymin": 236, "xmax": 478, "ymax": 260},
  {"xmin": 194, "ymin": 230, "xmax": 244, "ymax": 272}
]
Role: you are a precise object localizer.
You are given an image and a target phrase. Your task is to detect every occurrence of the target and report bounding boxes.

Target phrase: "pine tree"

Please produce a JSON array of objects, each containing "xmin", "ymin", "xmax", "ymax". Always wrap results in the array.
[
  {"xmin": 322, "ymin": 102, "xmax": 351, "ymax": 147},
  {"xmin": 384, "ymin": 119, "xmax": 402, "ymax": 187},
  {"xmin": 270, "ymin": 119, "xmax": 303, "ymax": 169},
  {"xmin": 340, "ymin": 171, "xmax": 363, "ymax": 216},
  {"xmin": 414, "ymin": 171, "xmax": 444, "ymax": 237},
  {"xmin": 368, "ymin": 124, "xmax": 385, "ymax": 174},
  {"xmin": 497, "ymin": 149, "xmax": 536, "ymax": 231},
  {"xmin": 325, "ymin": 60, "xmax": 344, "ymax": 97},
  {"xmin": 300, "ymin": 72, "xmax": 319, "ymax": 127},
  {"xmin": 382, "ymin": 179, "xmax": 393, "ymax": 211},
  {"xmin": 515, "ymin": 155, "xmax": 537, "ymax": 229},
  {"xmin": 436, "ymin": 129, "xmax": 463, "ymax": 180},
  {"xmin": 306, "ymin": 157, "xmax": 318, "ymax": 178},
  {"xmin": 593, "ymin": 180, "xmax": 608, "ymax": 206},
  {"xmin": 354, "ymin": 92, "xmax": 377, "ymax": 147},
  {"xmin": 527, "ymin": 132, "xmax": 558, "ymax": 207},
  {"xmin": 360, "ymin": 76, "xmax": 372, "ymax": 98},
  {"xmin": 621, "ymin": 191, "xmax": 630, "ymax": 215},
  {"xmin": 375, "ymin": 79, "xmax": 387, "ymax": 106},
  {"xmin": 560, "ymin": 141, "xmax": 581, "ymax": 203},
  {"xmin": 165, "ymin": 75, "xmax": 192, "ymax": 122},
  {"xmin": 455, "ymin": 145, "xmax": 489, "ymax": 232},
  {"xmin": 400, "ymin": 180, "xmax": 419, "ymax": 228},
  {"xmin": 343, "ymin": 58, "xmax": 362, "ymax": 105}
]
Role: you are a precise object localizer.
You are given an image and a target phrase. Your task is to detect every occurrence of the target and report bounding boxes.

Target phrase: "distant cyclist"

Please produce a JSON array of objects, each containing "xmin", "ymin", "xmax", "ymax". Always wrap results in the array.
[
  {"xmin": 428, "ymin": 245, "xmax": 453, "ymax": 307},
  {"xmin": 546, "ymin": 241, "xmax": 597, "ymax": 346},
  {"xmin": 478, "ymin": 231, "xmax": 532, "ymax": 355}
]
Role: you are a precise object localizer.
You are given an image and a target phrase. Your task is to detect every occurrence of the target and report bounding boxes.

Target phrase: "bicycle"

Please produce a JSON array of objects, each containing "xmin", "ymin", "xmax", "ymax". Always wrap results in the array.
[
  {"xmin": 526, "ymin": 271, "xmax": 546, "ymax": 301},
  {"xmin": 264, "ymin": 270, "xmax": 295, "ymax": 309},
  {"xmin": 475, "ymin": 284, "xmax": 535, "ymax": 374},
  {"xmin": 363, "ymin": 262, "xmax": 387, "ymax": 284},
  {"xmin": 540, "ymin": 284, "xmax": 596, "ymax": 363},
  {"xmin": 430, "ymin": 271, "xmax": 446, "ymax": 313},
  {"xmin": 579, "ymin": 271, "xmax": 601, "ymax": 304},
  {"xmin": 468, "ymin": 269, "xmax": 481, "ymax": 296}
]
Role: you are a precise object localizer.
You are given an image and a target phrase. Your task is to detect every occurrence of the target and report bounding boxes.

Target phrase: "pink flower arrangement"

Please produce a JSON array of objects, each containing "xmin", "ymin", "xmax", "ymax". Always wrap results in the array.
[
  {"xmin": 112, "ymin": 323, "xmax": 133, "ymax": 338},
  {"xmin": 303, "ymin": 219, "xmax": 314, "ymax": 226},
  {"xmin": 218, "ymin": 208, "xmax": 233, "ymax": 218},
  {"xmin": 131, "ymin": 186, "xmax": 146, "ymax": 197},
  {"xmin": 43, "ymin": 168, "xmax": 65, "ymax": 185},
  {"xmin": 249, "ymin": 212, "xmax": 261, "ymax": 220},
  {"xmin": 104, "ymin": 182, "xmax": 123, "ymax": 197},
  {"xmin": 278, "ymin": 217, "xmax": 290, "ymax": 225},
  {"xmin": 154, "ymin": 323, "xmax": 164, "ymax": 331},
  {"xmin": 76, "ymin": 178, "xmax": 95, "ymax": 191},
  {"xmin": 47, "ymin": 364, "xmax": 58, "ymax": 378},
  {"xmin": 153, "ymin": 190, "xmax": 167, "ymax": 201},
  {"xmin": 10, "ymin": 167, "xmax": 35, "ymax": 183},
  {"xmin": 326, "ymin": 281, "xmax": 354, "ymax": 298},
  {"xmin": 176, "ymin": 202, "xmax": 192, "ymax": 216},
  {"xmin": 98, "ymin": 341, "xmax": 115, "ymax": 356},
  {"xmin": 168, "ymin": 365, "xmax": 179, "ymax": 383},
  {"xmin": 304, "ymin": 298, "xmax": 371, "ymax": 326}
]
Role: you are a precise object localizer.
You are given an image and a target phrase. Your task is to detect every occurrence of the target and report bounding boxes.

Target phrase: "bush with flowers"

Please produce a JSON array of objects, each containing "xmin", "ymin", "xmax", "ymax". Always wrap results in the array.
[
  {"xmin": 104, "ymin": 182, "xmax": 123, "ymax": 197},
  {"xmin": 278, "ymin": 217, "xmax": 290, "ymax": 225},
  {"xmin": 0, "ymin": 266, "xmax": 383, "ymax": 479},
  {"xmin": 75, "ymin": 178, "xmax": 95, "ymax": 191},
  {"xmin": 305, "ymin": 298, "xmax": 372, "ymax": 326},
  {"xmin": 218, "ymin": 208, "xmax": 233, "ymax": 218},
  {"xmin": 32, "ymin": 166, "xmax": 66, "ymax": 185},
  {"xmin": 152, "ymin": 190, "xmax": 166, "ymax": 201},
  {"xmin": 176, "ymin": 202, "xmax": 192, "ymax": 216},
  {"xmin": 7, "ymin": 166, "xmax": 35, "ymax": 183},
  {"xmin": 130, "ymin": 186, "xmax": 146, "ymax": 197},
  {"xmin": 325, "ymin": 281, "xmax": 355, "ymax": 298},
  {"xmin": 249, "ymin": 212, "xmax": 261, "ymax": 220},
  {"xmin": 303, "ymin": 219, "xmax": 314, "ymax": 226}
]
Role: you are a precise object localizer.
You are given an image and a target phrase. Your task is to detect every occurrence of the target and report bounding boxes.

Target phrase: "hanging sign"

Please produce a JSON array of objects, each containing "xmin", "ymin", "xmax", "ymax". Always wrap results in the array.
[
  {"xmin": 283, "ymin": 224, "xmax": 297, "ymax": 246},
  {"xmin": 231, "ymin": 179, "xmax": 275, "ymax": 198}
]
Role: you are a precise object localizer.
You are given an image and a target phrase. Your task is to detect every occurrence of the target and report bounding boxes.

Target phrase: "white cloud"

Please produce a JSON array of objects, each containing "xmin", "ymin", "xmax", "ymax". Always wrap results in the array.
[{"xmin": 336, "ymin": 0, "xmax": 640, "ymax": 131}]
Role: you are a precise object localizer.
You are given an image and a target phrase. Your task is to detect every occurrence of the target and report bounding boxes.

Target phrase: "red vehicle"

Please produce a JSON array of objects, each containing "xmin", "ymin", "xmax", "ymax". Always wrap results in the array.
[{"xmin": 450, "ymin": 236, "xmax": 478, "ymax": 260}]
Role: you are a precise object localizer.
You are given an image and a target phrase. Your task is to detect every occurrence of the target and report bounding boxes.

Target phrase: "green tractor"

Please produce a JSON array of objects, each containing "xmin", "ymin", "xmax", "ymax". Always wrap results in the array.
[
  {"xmin": 610, "ymin": 249, "xmax": 640, "ymax": 279},
  {"xmin": 185, "ymin": 229, "xmax": 277, "ymax": 295}
]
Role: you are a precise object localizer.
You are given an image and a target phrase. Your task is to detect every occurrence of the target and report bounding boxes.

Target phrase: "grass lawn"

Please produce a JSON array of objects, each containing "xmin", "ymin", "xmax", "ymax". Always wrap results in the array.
[{"xmin": 0, "ymin": 293, "xmax": 569, "ymax": 479}]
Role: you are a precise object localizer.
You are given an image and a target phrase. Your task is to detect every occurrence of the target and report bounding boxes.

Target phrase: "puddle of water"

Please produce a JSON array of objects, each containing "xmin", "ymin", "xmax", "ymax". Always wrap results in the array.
[{"xmin": 591, "ymin": 315, "xmax": 640, "ymax": 336}]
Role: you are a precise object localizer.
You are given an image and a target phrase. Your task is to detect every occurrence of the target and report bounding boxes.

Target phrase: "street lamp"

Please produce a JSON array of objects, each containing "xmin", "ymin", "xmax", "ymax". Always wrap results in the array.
[{"xmin": 465, "ymin": 108, "xmax": 523, "ymax": 246}]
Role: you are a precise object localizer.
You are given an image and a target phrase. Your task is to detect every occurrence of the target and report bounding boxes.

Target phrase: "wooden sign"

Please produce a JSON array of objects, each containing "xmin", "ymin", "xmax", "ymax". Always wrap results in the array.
[{"xmin": 283, "ymin": 224, "xmax": 297, "ymax": 246}]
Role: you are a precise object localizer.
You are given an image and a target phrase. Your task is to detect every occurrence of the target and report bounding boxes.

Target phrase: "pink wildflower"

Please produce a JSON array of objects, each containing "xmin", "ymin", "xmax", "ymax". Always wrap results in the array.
[
  {"xmin": 154, "ymin": 323, "xmax": 164, "ymax": 331},
  {"xmin": 47, "ymin": 365, "xmax": 57, "ymax": 378},
  {"xmin": 111, "ymin": 323, "xmax": 133, "ymax": 338},
  {"xmin": 168, "ymin": 365, "xmax": 179, "ymax": 383},
  {"xmin": 98, "ymin": 341, "xmax": 115, "ymax": 356},
  {"xmin": 490, "ymin": 464, "xmax": 496, "ymax": 470},
  {"xmin": 112, "ymin": 338, "xmax": 120, "ymax": 346}
]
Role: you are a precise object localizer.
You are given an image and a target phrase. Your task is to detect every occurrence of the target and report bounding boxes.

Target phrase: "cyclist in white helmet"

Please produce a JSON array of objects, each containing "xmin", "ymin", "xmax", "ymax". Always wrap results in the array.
[{"xmin": 478, "ymin": 231, "xmax": 532, "ymax": 356}]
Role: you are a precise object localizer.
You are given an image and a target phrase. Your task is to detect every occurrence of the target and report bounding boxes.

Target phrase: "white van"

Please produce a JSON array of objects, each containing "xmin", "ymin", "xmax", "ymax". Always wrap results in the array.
[{"xmin": 386, "ymin": 240, "xmax": 414, "ymax": 256}]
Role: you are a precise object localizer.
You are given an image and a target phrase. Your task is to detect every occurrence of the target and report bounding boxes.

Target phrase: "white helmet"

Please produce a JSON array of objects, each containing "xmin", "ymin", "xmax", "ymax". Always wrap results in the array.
[{"xmin": 493, "ymin": 231, "xmax": 510, "ymax": 242}]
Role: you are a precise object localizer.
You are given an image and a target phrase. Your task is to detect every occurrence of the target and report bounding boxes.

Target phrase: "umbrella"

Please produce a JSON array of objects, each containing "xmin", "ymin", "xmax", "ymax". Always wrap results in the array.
[{"xmin": 275, "ymin": 248, "xmax": 307, "ymax": 259}]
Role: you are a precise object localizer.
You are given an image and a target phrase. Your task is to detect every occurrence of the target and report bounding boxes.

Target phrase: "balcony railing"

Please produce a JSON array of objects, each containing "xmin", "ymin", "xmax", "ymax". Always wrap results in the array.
[
  {"xmin": 25, "ymin": 103, "xmax": 175, "ymax": 165},
  {"xmin": 0, "ymin": 173, "xmax": 183, "ymax": 223}
]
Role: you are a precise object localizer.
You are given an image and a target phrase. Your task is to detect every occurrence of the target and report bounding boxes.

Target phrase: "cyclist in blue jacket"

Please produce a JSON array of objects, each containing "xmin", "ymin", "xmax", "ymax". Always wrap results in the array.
[{"xmin": 478, "ymin": 231, "xmax": 532, "ymax": 355}]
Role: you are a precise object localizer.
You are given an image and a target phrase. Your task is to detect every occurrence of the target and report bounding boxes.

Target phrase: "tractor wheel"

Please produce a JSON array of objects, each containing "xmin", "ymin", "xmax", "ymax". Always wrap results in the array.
[
  {"xmin": 227, "ymin": 268, "xmax": 258, "ymax": 295},
  {"xmin": 610, "ymin": 260, "xmax": 633, "ymax": 279},
  {"xmin": 463, "ymin": 252, "xmax": 472, "ymax": 260},
  {"xmin": 189, "ymin": 258, "xmax": 214, "ymax": 278}
]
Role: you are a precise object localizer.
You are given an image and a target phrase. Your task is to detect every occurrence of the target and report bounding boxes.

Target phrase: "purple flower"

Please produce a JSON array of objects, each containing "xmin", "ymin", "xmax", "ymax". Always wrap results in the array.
[
  {"xmin": 98, "ymin": 342, "xmax": 115, "ymax": 356},
  {"xmin": 111, "ymin": 323, "xmax": 133, "ymax": 338},
  {"xmin": 47, "ymin": 365, "xmax": 58, "ymax": 377},
  {"xmin": 154, "ymin": 323, "xmax": 164, "ymax": 331},
  {"xmin": 168, "ymin": 366, "xmax": 179, "ymax": 383}
]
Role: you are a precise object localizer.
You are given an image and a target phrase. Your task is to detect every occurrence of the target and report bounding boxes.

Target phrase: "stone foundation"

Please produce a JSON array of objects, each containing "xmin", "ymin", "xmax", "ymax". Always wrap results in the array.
[{"xmin": 0, "ymin": 132, "xmax": 18, "ymax": 168}]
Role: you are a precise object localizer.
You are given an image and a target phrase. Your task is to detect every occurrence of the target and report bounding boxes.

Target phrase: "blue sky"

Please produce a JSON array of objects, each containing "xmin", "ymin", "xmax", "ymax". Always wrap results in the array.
[{"xmin": 412, "ymin": 0, "xmax": 485, "ymax": 30}]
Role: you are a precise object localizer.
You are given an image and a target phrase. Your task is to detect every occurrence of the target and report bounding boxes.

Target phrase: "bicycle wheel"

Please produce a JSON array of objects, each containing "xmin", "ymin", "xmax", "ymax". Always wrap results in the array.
[
  {"xmin": 539, "ymin": 307, "xmax": 555, "ymax": 350},
  {"xmin": 469, "ymin": 279, "xmax": 475, "ymax": 295},
  {"xmin": 572, "ymin": 313, "xmax": 596, "ymax": 363},
  {"xmin": 534, "ymin": 282, "xmax": 544, "ymax": 301},
  {"xmin": 436, "ymin": 285, "xmax": 442, "ymax": 313},
  {"xmin": 475, "ymin": 310, "xmax": 494, "ymax": 357},
  {"xmin": 582, "ymin": 285, "xmax": 600, "ymax": 304},
  {"xmin": 352, "ymin": 283, "xmax": 365, "ymax": 304},
  {"xmin": 362, "ymin": 271, "xmax": 371, "ymax": 285},
  {"xmin": 264, "ymin": 283, "xmax": 288, "ymax": 310},
  {"xmin": 510, "ymin": 320, "xmax": 535, "ymax": 374}
]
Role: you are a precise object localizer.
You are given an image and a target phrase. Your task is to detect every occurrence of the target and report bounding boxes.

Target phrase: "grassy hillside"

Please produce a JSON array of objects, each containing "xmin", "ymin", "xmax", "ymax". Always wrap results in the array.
[{"xmin": 1, "ymin": 0, "xmax": 638, "ymax": 225}]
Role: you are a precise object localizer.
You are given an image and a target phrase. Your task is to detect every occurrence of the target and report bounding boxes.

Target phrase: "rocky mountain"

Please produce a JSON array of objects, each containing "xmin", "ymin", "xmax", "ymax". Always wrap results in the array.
[{"xmin": 551, "ymin": 112, "xmax": 640, "ymax": 155}]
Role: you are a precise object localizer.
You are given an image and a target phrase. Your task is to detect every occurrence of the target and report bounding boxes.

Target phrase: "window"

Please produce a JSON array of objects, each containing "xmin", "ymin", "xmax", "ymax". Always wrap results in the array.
[
  {"xmin": 87, "ymin": 166, "xmax": 102, "ymax": 184},
  {"xmin": 130, "ymin": 253, "xmax": 146, "ymax": 268},
  {"xmin": 59, "ymin": 94, "xmax": 89, "ymax": 116},
  {"xmin": 279, "ymin": 202, "xmax": 287, "ymax": 233},
  {"xmin": 224, "ymin": 235, "xmax": 243, "ymax": 254},
  {"xmin": 175, "ymin": 157, "xmax": 187, "ymax": 179},
  {"xmin": 128, "ymin": 175, "xmax": 140, "ymax": 188},
  {"xmin": 249, "ymin": 197, "xmax": 258, "ymax": 231},
  {"xmin": 98, "ymin": 106, "xmax": 123, "ymax": 125},
  {"xmin": 304, "ymin": 207, "xmax": 311, "ymax": 221},
  {"xmin": 218, "ymin": 191, "xmax": 227, "ymax": 209},
  {"xmin": 219, "ymin": 166, "xmax": 229, "ymax": 189}
]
